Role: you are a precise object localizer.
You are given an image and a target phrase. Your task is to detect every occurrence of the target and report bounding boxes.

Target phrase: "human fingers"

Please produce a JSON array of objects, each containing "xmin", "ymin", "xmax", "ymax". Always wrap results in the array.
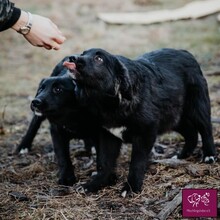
[
  {"xmin": 44, "ymin": 43, "xmax": 61, "ymax": 50},
  {"xmin": 52, "ymin": 45, "xmax": 61, "ymax": 50},
  {"xmin": 44, "ymin": 44, "xmax": 53, "ymax": 50},
  {"xmin": 44, "ymin": 30, "xmax": 66, "ymax": 49},
  {"xmin": 50, "ymin": 22, "xmax": 66, "ymax": 44},
  {"xmin": 53, "ymin": 35, "xmax": 66, "ymax": 44}
]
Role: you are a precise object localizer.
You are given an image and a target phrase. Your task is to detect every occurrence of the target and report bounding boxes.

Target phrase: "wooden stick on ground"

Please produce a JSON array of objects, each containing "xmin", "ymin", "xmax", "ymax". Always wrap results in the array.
[
  {"xmin": 154, "ymin": 184, "xmax": 213, "ymax": 220},
  {"xmin": 205, "ymin": 69, "xmax": 220, "ymax": 76},
  {"xmin": 98, "ymin": 0, "xmax": 220, "ymax": 25},
  {"xmin": 153, "ymin": 158, "xmax": 189, "ymax": 168},
  {"xmin": 211, "ymin": 117, "xmax": 220, "ymax": 124},
  {"xmin": 155, "ymin": 190, "xmax": 182, "ymax": 220}
]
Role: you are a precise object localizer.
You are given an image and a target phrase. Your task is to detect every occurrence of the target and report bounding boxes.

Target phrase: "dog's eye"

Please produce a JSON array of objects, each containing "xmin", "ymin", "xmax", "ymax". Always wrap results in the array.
[
  {"xmin": 94, "ymin": 55, "xmax": 103, "ymax": 64},
  {"xmin": 53, "ymin": 86, "xmax": 63, "ymax": 94}
]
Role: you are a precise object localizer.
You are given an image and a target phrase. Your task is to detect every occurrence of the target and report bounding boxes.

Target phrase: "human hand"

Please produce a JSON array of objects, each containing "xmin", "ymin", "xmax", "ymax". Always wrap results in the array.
[{"xmin": 12, "ymin": 11, "xmax": 66, "ymax": 50}]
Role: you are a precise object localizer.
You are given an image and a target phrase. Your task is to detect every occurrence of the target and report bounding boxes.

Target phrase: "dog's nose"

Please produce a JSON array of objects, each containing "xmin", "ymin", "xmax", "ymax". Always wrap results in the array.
[
  {"xmin": 32, "ymin": 98, "xmax": 43, "ymax": 108},
  {"xmin": 68, "ymin": 55, "xmax": 85, "ymax": 70},
  {"xmin": 69, "ymin": 55, "xmax": 77, "ymax": 62}
]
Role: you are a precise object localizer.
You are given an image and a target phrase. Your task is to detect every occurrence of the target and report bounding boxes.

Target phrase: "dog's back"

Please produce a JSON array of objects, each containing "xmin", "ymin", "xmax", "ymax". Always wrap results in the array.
[{"xmin": 135, "ymin": 49, "xmax": 209, "ymax": 130}]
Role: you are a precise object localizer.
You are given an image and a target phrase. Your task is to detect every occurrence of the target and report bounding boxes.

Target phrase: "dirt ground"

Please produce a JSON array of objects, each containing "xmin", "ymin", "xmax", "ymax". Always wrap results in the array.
[{"xmin": 0, "ymin": 0, "xmax": 220, "ymax": 219}]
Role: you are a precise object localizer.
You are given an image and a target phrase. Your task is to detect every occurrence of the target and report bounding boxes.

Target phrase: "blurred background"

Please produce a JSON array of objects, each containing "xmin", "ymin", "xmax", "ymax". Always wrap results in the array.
[
  {"xmin": 1, "ymin": 0, "xmax": 220, "ymax": 121},
  {"xmin": 0, "ymin": 0, "xmax": 219, "ymax": 219}
]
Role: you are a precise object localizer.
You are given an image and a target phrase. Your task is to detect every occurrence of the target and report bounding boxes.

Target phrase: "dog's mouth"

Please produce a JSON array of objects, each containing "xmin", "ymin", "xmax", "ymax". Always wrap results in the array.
[
  {"xmin": 34, "ymin": 109, "xmax": 43, "ymax": 117},
  {"xmin": 31, "ymin": 106, "xmax": 55, "ymax": 117},
  {"xmin": 31, "ymin": 106, "xmax": 45, "ymax": 117},
  {"xmin": 63, "ymin": 61, "xmax": 80, "ymax": 80},
  {"xmin": 34, "ymin": 109, "xmax": 61, "ymax": 118},
  {"xmin": 30, "ymin": 104, "xmax": 43, "ymax": 117}
]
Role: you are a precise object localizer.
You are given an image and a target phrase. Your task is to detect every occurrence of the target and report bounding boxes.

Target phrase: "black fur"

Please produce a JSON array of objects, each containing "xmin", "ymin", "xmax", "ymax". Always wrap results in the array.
[
  {"xmin": 15, "ymin": 56, "xmax": 71, "ymax": 154},
  {"xmin": 31, "ymin": 74, "xmax": 100, "ymax": 186},
  {"xmin": 67, "ymin": 48, "xmax": 216, "ymax": 193},
  {"xmin": 16, "ymin": 58, "xmax": 122, "ymax": 188},
  {"xmin": 31, "ymin": 76, "xmax": 121, "ymax": 186},
  {"xmin": 16, "ymin": 58, "xmax": 95, "ymax": 185}
]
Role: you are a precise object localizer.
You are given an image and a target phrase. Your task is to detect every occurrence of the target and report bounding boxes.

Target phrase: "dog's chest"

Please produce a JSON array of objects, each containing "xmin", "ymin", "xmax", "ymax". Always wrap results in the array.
[{"xmin": 99, "ymin": 107, "xmax": 129, "ymax": 128}]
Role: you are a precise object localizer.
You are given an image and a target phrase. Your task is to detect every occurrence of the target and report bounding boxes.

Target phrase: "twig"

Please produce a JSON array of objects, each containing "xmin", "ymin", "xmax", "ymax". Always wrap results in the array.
[
  {"xmin": 60, "ymin": 211, "xmax": 68, "ymax": 220},
  {"xmin": 98, "ymin": 0, "xmax": 220, "ymax": 25},
  {"xmin": 154, "ymin": 184, "xmax": 211, "ymax": 220},
  {"xmin": 205, "ymin": 70, "xmax": 220, "ymax": 76},
  {"xmin": 153, "ymin": 158, "xmax": 189, "ymax": 168},
  {"xmin": 155, "ymin": 190, "xmax": 182, "ymax": 220},
  {"xmin": 0, "ymin": 105, "xmax": 7, "ymax": 135},
  {"xmin": 211, "ymin": 117, "xmax": 220, "ymax": 124}
]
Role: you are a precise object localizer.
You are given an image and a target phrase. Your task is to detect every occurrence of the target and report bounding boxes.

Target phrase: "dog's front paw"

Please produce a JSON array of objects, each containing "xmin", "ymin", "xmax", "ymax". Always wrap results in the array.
[
  {"xmin": 177, "ymin": 151, "xmax": 191, "ymax": 159},
  {"xmin": 14, "ymin": 146, "xmax": 29, "ymax": 155},
  {"xmin": 83, "ymin": 173, "xmax": 118, "ymax": 193},
  {"xmin": 204, "ymin": 156, "xmax": 216, "ymax": 164},
  {"xmin": 121, "ymin": 181, "xmax": 141, "ymax": 198},
  {"xmin": 58, "ymin": 175, "xmax": 77, "ymax": 186},
  {"xmin": 121, "ymin": 183, "xmax": 131, "ymax": 198},
  {"xmin": 58, "ymin": 169, "xmax": 77, "ymax": 186},
  {"xmin": 82, "ymin": 181, "xmax": 101, "ymax": 193}
]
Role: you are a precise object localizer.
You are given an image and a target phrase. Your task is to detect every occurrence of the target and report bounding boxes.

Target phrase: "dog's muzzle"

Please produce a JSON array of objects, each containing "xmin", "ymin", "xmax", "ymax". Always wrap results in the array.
[{"xmin": 31, "ymin": 98, "xmax": 43, "ymax": 116}]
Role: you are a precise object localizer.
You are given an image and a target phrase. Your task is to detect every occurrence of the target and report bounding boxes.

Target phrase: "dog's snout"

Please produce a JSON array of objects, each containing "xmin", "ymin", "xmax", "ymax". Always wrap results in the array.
[
  {"xmin": 32, "ymin": 98, "xmax": 43, "ymax": 108},
  {"xmin": 76, "ymin": 57, "xmax": 85, "ymax": 69},
  {"xmin": 68, "ymin": 55, "xmax": 85, "ymax": 69},
  {"xmin": 69, "ymin": 56, "xmax": 77, "ymax": 62}
]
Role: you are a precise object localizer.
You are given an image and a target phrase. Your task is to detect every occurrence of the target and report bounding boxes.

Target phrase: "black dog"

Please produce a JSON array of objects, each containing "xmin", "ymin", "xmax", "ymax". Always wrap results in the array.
[
  {"xmin": 64, "ymin": 48, "xmax": 216, "ymax": 195},
  {"xmin": 16, "ymin": 57, "xmax": 93, "ymax": 156},
  {"xmin": 16, "ymin": 57, "xmax": 73, "ymax": 154},
  {"xmin": 16, "ymin": 58, "xmax": 122, "ymax": 187}
]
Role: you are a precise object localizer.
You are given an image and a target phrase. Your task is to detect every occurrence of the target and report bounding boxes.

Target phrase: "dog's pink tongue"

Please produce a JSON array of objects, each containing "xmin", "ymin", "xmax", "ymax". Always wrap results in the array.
[{"xmin": 63, "ymin": 61, "xmax": 76, "ymax": 71}]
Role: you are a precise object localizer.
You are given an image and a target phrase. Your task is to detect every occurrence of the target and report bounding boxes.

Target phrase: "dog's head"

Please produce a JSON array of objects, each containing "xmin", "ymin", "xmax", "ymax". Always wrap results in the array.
[
  {"xmin": 31, "ymin": 75, "xmax": 77, "ymax": 122},
  {"xmin": 63, "ymin": 48, "xmax": 133, "ymax": 101}
]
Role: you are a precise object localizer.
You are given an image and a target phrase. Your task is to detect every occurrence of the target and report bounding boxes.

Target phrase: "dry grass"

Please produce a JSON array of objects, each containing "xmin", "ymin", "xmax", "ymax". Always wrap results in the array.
[
  {"xmin": 0, "ymin": 142, "xmax": 219, "ymax": 219},
  {"xmin": 0, "ymin": 0, "xmax": 220, "ymax": 219}
]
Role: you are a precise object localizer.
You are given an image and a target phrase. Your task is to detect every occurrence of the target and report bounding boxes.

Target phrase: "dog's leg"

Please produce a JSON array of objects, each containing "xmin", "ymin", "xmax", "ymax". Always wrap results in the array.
[
  {"xmin": 50, "ymin": 124, "xmax": 76, "ymax": 186},
  {"xmin": 121, "ymin": 130, "xmax": 156, "ymax": 196},
  {"xmin": 189, "ymin": 86, "xmax": 216, "ymax": 163},
  {"xmin": 83, "ymin": 138, "xmax": 95, "ymax": 156},
  {"xmin": 194, "ymin": 113, "xmax": 215, "ymax": 163},
  {"xmin": 15, "ymin": 115, "xmax": 45, "ymax": 154},
  {"xmin": 175, "ymin": 119, "xmax": 198, "ymax": 159},
  {"xmin": 83, "ymin": 129, "xmax": 121, "ymax": 193}
]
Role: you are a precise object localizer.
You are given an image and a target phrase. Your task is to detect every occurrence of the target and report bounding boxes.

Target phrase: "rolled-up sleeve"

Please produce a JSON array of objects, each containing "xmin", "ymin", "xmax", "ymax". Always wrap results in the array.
[{"xmin": 0, "ymin": 0, "xmax": 21, "ymax": 31}]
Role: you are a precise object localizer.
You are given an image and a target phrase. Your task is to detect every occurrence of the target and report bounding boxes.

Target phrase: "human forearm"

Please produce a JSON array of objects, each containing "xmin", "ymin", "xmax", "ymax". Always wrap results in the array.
[
  {"xmin": 1, "ymin": 0, "xmax": 66, "ymax": 50},
  {"xmin": 12, "ymin": 11, "xmax": 66, "ymax": 50},
  {"xmin": 0, "ymin": 0, "xmax": 21, "ymax": 31}
]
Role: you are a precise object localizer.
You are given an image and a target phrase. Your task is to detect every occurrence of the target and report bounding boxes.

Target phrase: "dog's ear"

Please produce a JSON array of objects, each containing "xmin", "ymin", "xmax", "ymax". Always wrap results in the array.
[
  {"xmin": 115, "ymin": 59, "xmax": 133, "ymax": 101},
  {"xmin": 51, "ymin": 55, "xmax": 75, "ymax": 77},
  {"xmin": 51, "ymin": 58, "xmax": 67, "ymax": 77},
  {"xmin": 38, "ymin": 78, "xmax": 45, "ymax": 86},
  {"xmin": 35, "ymin": 78, "xmax": 46, "ymax": 96}
]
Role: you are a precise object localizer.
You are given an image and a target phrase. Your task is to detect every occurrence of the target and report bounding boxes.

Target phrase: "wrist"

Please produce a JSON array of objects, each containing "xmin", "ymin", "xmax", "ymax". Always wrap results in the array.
[{"xmin": 12, "ymin": 10, "xmax": 29, "ymax": 32}]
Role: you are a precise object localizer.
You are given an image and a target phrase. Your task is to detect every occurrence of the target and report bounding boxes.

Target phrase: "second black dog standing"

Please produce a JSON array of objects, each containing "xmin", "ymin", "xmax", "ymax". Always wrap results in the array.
[
  {"xmin": 16, "ymin": 58, "xmax": 122, "ymax": 186},
  {"xmin": 64, "ymin": 48, "xmax": 216, "ymax": 195}
]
